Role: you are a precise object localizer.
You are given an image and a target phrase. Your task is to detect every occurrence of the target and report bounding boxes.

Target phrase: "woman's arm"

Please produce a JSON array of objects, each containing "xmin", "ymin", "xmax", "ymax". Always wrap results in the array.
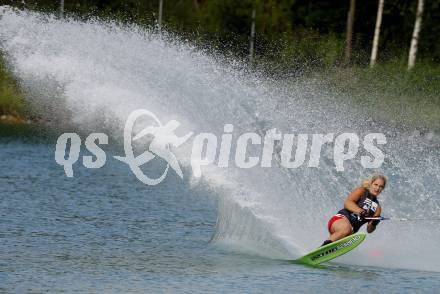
[
  {"xmin": 367, "ymin": 205, "xmax": 382, "ymax": 233},
  {"xmin": 344, "ymin": 187, "xmax": 366, "ymax": 214}
]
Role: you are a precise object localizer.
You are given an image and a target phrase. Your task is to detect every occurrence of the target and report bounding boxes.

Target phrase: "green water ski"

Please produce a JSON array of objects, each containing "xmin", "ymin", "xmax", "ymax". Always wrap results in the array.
[{"xmin": 296, "ymin": 232, "xmax": 366, "ymax": 266}]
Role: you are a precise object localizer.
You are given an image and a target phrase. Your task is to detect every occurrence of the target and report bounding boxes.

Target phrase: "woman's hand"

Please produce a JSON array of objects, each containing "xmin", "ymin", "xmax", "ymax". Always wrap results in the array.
[
  {"xmin": 367, "ymin": 206, "xmax": 382, "ymax": 233},
  {"xmin": 356, "ymin": 208, "xmax": 366, "ymax": 215}
]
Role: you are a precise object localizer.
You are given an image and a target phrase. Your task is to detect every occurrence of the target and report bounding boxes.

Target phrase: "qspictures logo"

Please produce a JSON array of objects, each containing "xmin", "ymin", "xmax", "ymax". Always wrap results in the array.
[{"xmin": 55, "ymin": 109, "xmax": 387, "ymax": 185}]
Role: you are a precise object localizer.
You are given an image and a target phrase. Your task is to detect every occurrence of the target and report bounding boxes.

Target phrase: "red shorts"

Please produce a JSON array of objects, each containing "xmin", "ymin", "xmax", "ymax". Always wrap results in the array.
[{"xmin": 327, "ymin": 214, "xmax": 347, "ymax": 232}]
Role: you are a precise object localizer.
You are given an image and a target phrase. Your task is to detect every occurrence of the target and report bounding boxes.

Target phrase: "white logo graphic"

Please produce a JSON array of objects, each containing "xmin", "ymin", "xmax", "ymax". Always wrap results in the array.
[
  {"xmin": 114, "ymin": 109, "xmax": 193, "ymax": 185},
  {"xmin": 54, "ymin": 109, "xmax": 387, "ymax": 185}
]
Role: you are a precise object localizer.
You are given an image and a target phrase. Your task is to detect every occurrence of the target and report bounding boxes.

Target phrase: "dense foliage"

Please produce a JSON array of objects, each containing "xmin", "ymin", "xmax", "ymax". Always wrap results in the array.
[{"xmin": 1, "ymin": 0, "xmax": 439, "ymax": 66}]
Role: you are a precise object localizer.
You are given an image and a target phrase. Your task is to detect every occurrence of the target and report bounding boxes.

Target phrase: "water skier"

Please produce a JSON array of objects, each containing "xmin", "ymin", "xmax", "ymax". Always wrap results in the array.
[{"xmin": 321, "ymin": 174, "xmax": 386, "ymax": 246}]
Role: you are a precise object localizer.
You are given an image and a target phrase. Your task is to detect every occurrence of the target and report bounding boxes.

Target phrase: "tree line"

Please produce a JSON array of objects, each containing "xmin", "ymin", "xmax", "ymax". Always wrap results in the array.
[{"xmin": 3, "ymin": 0, "xmax": 440, "ymax": 70}]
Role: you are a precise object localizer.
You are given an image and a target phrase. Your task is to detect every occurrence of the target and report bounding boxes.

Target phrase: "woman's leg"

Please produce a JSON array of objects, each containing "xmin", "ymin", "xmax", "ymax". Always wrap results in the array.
[{"xmin": 328, "ymin": 218, "xmax": 353, "ymax": 242}]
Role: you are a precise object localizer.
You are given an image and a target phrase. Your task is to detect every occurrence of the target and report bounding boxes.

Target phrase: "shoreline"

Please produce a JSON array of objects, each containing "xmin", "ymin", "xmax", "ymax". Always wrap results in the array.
[{"xmin": 0, "ymin": 114, "xmax": 31, "ymax": 125}]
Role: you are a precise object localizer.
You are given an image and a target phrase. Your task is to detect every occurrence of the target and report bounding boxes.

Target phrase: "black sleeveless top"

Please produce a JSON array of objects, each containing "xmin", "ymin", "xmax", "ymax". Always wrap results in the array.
[{"xmin": 338, "ymin": 188, "xmax": 380, "ymax": 233}]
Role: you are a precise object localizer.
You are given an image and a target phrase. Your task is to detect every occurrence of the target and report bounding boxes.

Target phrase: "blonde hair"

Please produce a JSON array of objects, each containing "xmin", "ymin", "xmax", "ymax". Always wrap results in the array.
[{"xmin": 361, "ymin": 174, "xmax": 387, "ymax": 189}]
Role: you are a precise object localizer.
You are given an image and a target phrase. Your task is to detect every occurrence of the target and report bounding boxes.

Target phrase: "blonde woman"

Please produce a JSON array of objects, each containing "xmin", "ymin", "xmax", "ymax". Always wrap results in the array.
[{"xmin": 321, "ymin": 175, "xmax": 386, "ymax": 246}]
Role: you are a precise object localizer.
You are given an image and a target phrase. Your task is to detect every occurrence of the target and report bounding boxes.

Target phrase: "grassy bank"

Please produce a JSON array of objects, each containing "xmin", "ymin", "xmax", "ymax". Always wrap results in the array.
[
  {"xmin": 0, "ymin": 54, "xmax": 27, "ymax": 123},
  {"xmin": 316, "ymin": 62, "xmax": 440, "ymax": 129},
  {"xmin": 0, "ymin": 50, "xmax": 439, "ymax": 128}
]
